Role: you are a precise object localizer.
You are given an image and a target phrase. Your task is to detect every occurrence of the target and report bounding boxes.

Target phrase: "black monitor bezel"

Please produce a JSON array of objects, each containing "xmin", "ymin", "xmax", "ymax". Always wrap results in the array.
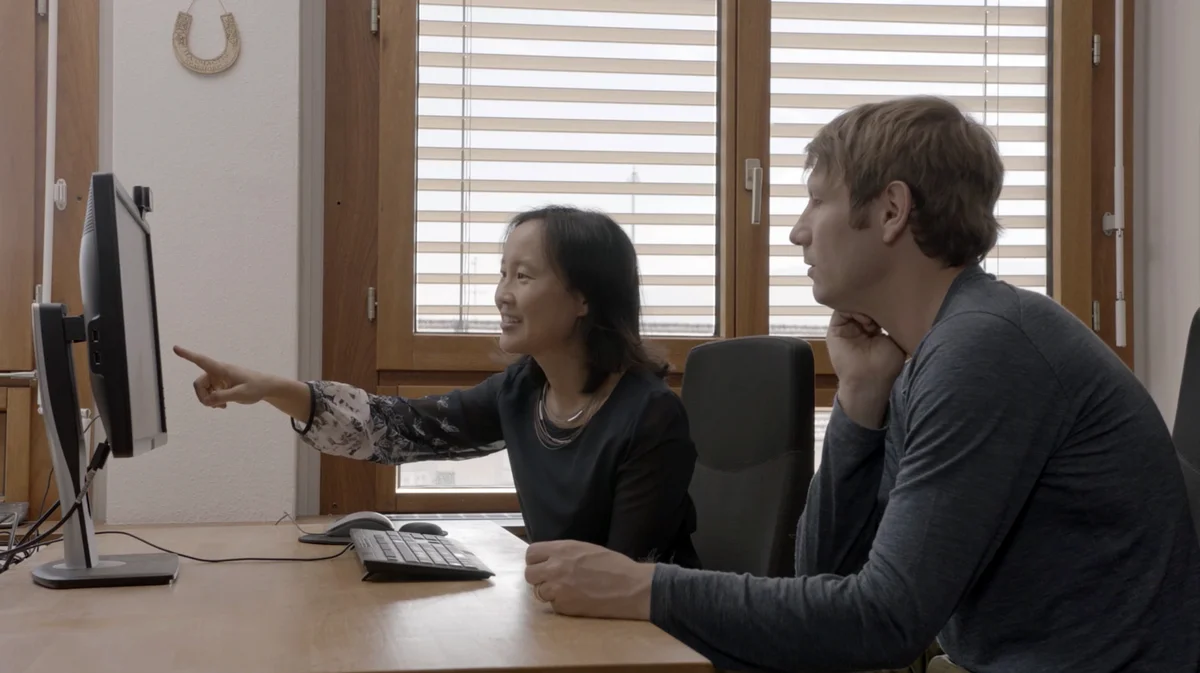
[{"xmin": 86, "ymin": 172, "xmax": 168, "ymax": 458}]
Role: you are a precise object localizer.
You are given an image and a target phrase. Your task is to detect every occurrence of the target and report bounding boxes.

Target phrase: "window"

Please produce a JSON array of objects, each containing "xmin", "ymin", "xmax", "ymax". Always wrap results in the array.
[
  {"xmin": 388, "ymin": 0, "xmax": 1051, "ymax": 350},
  {"xmin": 398, "ymin": 450, "xmax": 514, "ymax": 489},
  {"xmin": 414, "ymin": 0, "xmax": 721, "ymax": 338},
  {"xmin": 353, "ymin": 0, "xmax": 1117, "ymax": 513},
  {"xmin": 767, "ymin": 0, "xmax": 1049, "ymax": 337}
]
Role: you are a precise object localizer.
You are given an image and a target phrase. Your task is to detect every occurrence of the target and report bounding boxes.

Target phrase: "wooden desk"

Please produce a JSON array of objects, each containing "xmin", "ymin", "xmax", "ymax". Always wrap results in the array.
[{"xmin": 0, "ymin": 520, "xmax": 712, "ymax": 673}]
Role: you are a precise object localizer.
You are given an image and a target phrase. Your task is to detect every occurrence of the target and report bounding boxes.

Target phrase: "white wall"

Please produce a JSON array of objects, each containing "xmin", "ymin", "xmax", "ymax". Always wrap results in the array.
[
  {"xmin": 1134, "ymin": 0, "xmax": 1200, "ymax": 429},
  {"xmin": 101, "ymin": 0, "xmax": 303, "ymax": 523}
]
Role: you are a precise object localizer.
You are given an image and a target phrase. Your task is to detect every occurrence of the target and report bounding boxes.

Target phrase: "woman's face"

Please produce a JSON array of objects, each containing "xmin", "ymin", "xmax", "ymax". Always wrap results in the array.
[{"xmin": 494, "ymin": 220, "xmax": 587, "ymax": 355}]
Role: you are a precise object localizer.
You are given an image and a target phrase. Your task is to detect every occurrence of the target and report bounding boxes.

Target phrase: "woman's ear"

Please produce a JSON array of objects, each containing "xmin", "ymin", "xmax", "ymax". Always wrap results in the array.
[{"xmin": 575, "ymin": 291, "xmax": 589, "ymax": 319}]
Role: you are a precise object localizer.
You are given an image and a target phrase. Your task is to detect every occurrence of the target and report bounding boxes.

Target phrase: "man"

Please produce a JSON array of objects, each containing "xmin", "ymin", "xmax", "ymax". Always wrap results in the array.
[{"xmin": 523, "ymin": 96, "xmax": 1200, "ymax": 672}]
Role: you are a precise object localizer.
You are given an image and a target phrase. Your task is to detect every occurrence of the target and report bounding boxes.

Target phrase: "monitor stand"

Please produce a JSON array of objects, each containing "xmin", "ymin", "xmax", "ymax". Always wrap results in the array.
[{"xmin": 29, "ymin": 303, "xmax": 179, "ymax": 589}]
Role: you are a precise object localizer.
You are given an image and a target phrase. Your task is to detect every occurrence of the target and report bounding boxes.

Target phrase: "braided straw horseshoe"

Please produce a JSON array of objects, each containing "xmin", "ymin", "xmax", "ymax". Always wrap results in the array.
[{"xmin": 173, "ymin": 0, "xmax": 240, "ymax": 75}]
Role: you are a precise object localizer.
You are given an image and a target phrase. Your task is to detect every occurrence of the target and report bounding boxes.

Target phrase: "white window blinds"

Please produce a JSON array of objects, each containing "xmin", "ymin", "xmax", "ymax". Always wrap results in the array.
[
  {"xmin": 416, "ymin": 0, "xmax": 721, "ymax": 337},
  {"xmin": 414, "ymin": 0, "xmax": 1049, "ymax": 340},
  {"xmin": 767, "ymin": 0, "xmax": 1049, "ymax": 337}
]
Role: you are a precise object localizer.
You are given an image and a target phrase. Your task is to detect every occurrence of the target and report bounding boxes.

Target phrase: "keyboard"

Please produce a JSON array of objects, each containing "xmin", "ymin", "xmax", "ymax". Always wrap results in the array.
[{"xmin": 350, "ymin": 529, "xmax": 495, "ymax": 581}]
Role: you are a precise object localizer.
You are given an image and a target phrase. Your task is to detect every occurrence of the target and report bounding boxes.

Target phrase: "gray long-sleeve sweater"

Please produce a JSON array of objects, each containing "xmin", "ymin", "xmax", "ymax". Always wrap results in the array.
[{"xmin": 650, "ymin": 265, "xmax": 1200, "ymax": 673}]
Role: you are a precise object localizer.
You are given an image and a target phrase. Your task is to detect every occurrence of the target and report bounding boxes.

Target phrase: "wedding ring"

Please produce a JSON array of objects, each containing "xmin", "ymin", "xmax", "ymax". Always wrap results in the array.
[{"xmin": 533, "ymin": 583, "xmax": 548, "ymax": 603}]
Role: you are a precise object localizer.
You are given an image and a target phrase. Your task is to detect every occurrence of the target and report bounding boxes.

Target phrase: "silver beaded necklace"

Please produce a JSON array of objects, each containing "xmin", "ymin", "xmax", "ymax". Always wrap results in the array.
[{"xmin": 534, "ymin": 382, "xmax": 596, "ymax": 450}]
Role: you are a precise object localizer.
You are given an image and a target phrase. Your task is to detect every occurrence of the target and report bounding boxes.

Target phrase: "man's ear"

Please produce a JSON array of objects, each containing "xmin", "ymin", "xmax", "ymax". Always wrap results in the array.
[{"xmin": 879, "ymin": 180, "xmax": 914, "ymax": 245}]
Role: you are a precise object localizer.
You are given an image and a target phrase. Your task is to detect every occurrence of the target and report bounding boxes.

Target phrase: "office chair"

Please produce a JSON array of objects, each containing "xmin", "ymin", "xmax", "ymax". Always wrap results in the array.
[
  {"xmin": 1172, "ymin": 308, "xmax": 1200, "ymax": 542},
  {"xmin": 681, "ymin": 336, "xmax": 815, "ymax": 577}
]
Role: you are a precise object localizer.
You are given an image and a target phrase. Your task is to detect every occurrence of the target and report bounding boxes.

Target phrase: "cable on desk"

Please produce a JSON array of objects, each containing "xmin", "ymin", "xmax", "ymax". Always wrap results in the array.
[
  {"xmin": 1, "ymin": 437, "xmax": 114, "ymax": 571},
  {"xmin": 274, "ymin": 510, "xmax": 320, "ymax": 536},
  {"xmin": 2, "ymin": 509, "xmax": 352, "ymax": 571},
  {"xmin": 0, "ymin": 415, "xmax": 95, "ymax": 570},
  {"xmin": 0, "ymin": 453, "xmax": 99, "ymax": 568},
  {"xmin": 0, "ymin": 437, "xmax": 352, "ymax": 572},
  {"xmin": 95, "ymin": 530, "xmax": 354, "ymax": 563},
  {"xmin": 1, "ymin": 530, "xmax": 352, "ymax": 566},
  {"xmin": 5, "ymin": 501, "xmax": 61, "ymax": 561},
  {"xmin": 0, "ymin": 496, "xmax": 85, "ymax": 569}
]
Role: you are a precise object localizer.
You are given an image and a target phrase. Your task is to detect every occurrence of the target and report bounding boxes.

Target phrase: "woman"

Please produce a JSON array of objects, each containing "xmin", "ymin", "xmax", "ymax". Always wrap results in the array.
[{"xmin": 176, "ymin": 205, "xmax": 701, "ymax": 568}]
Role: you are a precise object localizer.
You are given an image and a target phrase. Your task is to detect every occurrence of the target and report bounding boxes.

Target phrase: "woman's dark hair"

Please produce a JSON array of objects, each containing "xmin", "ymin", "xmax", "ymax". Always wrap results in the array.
[{"xmin": 506, "ymin": 205, "xmax": 669, "ymax": 393}]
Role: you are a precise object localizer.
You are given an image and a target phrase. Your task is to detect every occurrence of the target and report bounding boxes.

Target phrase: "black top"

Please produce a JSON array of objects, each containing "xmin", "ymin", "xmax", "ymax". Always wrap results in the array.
[{"xmin": 294, "ymin": 360, "xmax": 700, "ymax": 568}]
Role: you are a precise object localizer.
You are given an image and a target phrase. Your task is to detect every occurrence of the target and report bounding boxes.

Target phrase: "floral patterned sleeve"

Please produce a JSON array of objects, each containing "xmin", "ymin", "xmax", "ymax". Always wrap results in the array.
[{"xmin": 291, "ymin": 372, "xmax": 507, "ymax": 465}]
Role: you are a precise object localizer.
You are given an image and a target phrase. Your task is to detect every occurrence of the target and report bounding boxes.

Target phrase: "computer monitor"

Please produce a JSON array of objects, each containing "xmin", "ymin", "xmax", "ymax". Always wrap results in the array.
[
  {"xmin": 30, "ymin": 172, "xmax": 179, "ymax": 589},
  {"xmin": 81, "ymin": 173, "xmax": 169, "ymax": 458}
]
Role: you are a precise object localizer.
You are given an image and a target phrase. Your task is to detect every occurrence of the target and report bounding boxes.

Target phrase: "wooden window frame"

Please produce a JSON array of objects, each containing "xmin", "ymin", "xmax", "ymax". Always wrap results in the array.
[
  {"xmin": 374, "ymin": 0, "xmax": 785, "ymax": 377},
  {"xmin": 1050, "ymin": 0, "xmax": 1135, "ymax": 365},
  {"xmin": 321, "ymin": 0, "xmax": 1134, "ymax": 515},
  {"xmin": 372, "ymin": 0, "xmax": 829, "ymax": 360}
]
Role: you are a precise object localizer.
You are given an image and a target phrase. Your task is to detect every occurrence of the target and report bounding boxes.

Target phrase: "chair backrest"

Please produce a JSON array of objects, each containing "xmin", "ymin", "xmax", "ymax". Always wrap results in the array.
[
  {"xmin": 1173, "ymin": 308, "xmax": 1200, "ymax": 542},
  {"xmin": 681, "ymin": 336, "xmax": 815, "ymax": 577}
]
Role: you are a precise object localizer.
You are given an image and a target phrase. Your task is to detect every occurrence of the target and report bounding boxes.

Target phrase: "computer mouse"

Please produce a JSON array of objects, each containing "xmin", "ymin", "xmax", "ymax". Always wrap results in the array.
[
  {"xmin": 324, "ymin": 511, "xmax": 394, "ymax": 537},
  {"xmin": 399, "ymin": 521, "xmax": 447, "ymax": 536}
]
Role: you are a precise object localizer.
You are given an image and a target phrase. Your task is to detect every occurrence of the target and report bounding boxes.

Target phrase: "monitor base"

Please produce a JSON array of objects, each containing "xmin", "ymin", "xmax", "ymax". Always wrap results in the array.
[{"xmin": 31, "ymin": 552, "xmax": 179, "ymax": 589}]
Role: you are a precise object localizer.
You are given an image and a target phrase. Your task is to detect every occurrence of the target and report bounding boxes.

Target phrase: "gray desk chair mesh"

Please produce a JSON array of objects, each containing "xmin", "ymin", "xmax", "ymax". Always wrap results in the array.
[
  {"xmin": 681, "ymin": 336, "xmax": 815, "ymax": 577},
  {"xmin": 1172, "ymin": 308, "xmax": 1200, "ymax": 542}
]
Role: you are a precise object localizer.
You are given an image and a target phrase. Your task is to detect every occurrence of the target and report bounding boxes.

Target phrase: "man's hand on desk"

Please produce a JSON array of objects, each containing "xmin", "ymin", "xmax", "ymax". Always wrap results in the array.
[{"xmin": 524, "ymin": 540, "xmax": 655, "ymax": 621}]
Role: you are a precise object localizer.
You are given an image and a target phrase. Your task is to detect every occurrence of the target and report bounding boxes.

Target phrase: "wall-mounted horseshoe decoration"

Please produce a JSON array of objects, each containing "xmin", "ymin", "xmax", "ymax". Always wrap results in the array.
[{"xmin": 173, "ymin": 1, "xmax": 241, "ymax": 76}]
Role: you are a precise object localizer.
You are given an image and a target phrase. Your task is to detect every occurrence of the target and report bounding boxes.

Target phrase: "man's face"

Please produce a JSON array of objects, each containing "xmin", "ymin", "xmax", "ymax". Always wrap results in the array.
[{"xmin": 789, "ymin": 171, "xmax": 892, "ymax": 312}]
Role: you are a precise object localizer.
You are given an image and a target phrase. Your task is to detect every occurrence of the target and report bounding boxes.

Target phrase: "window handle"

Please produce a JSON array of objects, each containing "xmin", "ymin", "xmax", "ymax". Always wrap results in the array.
[{"xmin": 744, "ymin": 158, "xmax": 763, "ymax": 226}]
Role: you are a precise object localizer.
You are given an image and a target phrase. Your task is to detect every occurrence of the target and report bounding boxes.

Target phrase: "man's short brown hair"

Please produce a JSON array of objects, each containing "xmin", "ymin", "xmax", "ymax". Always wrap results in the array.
[{"xmin": 804, "ymin": 95, "xmax": 1004, "ymax": 267}]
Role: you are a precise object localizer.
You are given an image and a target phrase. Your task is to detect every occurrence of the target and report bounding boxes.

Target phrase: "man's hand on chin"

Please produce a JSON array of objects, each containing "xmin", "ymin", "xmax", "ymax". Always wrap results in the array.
[{"xmin": 524, "ymin": 540, "xmax": 656, "ymax": 621}]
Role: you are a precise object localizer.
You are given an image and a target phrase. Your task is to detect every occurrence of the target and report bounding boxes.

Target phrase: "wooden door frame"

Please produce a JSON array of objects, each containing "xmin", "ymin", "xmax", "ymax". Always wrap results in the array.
[
  {"xmin": 0, "ymin": 1, "xmax": 38, "ymax": 378},
  {"xmin": 0, "ymin": 2, "xmax": 99, "ymax": 517},
  {"xmin": 0, "ymin": 0, "xmax": 38, "ymax": 509}
]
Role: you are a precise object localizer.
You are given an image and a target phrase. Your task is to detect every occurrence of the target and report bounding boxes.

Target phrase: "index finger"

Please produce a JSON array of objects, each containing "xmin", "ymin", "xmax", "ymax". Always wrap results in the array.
[{"xmin": 173, "ymin": 345, "xmax": 220, "ymax": 372}]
